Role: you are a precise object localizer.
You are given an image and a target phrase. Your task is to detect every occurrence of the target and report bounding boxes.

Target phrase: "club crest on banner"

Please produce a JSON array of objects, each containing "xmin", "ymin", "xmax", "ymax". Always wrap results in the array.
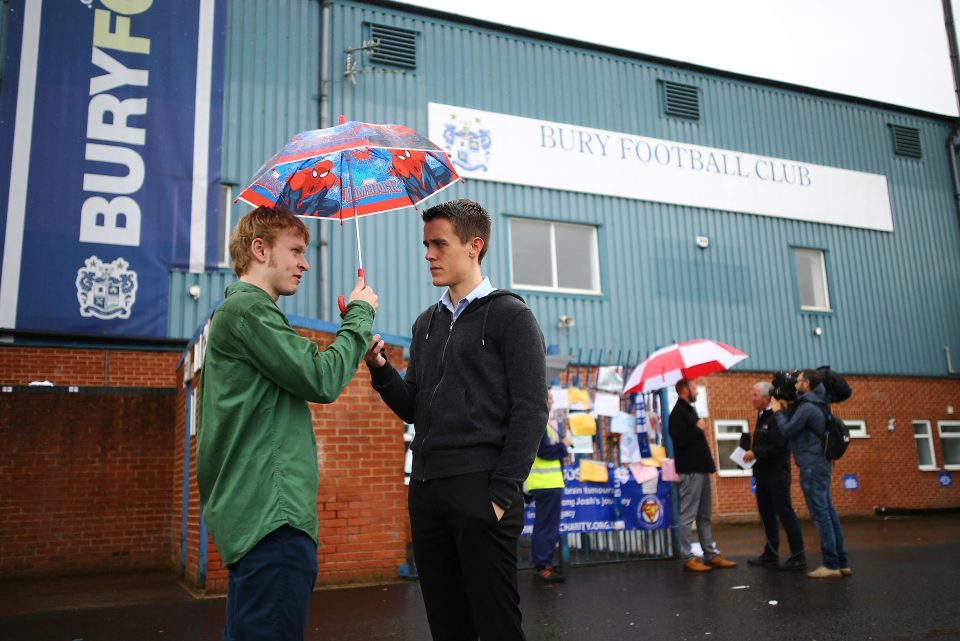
[
  {"xmin": 442, "ymin": 114, "xmax": 492, "ymax": 172},
  {"xmin": 75, "ymin": 256, "xmax": 139, "ymax": 320},
  {"xmin": 638, "ymin": 495, "xmax": 664, "ymax": 529}
]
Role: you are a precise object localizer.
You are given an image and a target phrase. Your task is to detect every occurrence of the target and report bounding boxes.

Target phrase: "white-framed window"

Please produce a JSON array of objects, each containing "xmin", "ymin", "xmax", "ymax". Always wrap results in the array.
[
  {"xmin": 937, "ymin": 421, "xmax": 960, "ymax": 470},
  {"xmin": 218, "ymin": 184, "xmax": 234, "ymax": 268},
  {"xmin": 508, "ymin": 218, "xmax": 601, "ymax": 294},
  {"xmin": 844, "ymin": 419, "xmax": 868, "ymax": 439},
  {"xmin": 714, "ymin": 419, "xmax": 750, "ymax": 477},
  {"xmin": 794, "ymin": 247, "xmax": 831, "ymax": 311},
  {"xmin": 913, "ymin": 421, "xmax": 938, "ymax": 470}
]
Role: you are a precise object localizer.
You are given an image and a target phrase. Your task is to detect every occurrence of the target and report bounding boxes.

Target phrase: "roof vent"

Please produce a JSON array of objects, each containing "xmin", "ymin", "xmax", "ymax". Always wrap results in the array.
[
  {"xmin": 369, "ymin": 24, "xmax": 417, "ymax": 70},
  {"xmin": 662, "ymin": 81, "xmax": 700, "ymax": 121},
  {"xmin": 889, "ymin": 125, "xmax": 921, "ymax": 159}
]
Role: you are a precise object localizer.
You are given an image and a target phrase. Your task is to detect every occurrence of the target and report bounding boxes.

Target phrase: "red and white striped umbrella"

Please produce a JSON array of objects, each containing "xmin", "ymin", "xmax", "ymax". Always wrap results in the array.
[{"xmin": 623, "ymin": 340, "xmax": 749, "ymax": 395}]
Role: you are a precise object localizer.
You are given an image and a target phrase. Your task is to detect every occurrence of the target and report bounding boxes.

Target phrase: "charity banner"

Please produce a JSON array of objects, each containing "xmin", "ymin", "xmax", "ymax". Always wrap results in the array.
[
  {"xmin": 429, "ymin": 102, "xmax": 893, "ymax": 232},
  {"xmin": 0, "ymin": 0, "xmax": 226, "ymax": 337},
  {"xmin": 522, "ymin": 464, "xmax": 672, "ymax": 535}
]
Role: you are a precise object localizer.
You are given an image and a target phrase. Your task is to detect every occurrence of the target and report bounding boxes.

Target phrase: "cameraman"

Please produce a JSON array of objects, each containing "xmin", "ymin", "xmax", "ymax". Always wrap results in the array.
[{"xmin": 770, "ymin": 369, "xmax": 850, "ymax": 580}]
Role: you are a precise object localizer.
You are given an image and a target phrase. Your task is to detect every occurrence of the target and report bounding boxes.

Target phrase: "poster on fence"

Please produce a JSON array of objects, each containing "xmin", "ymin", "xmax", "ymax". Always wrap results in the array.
[{"xmin": 522, "ymin": 464, "xmax": 671, "ymax": 536}]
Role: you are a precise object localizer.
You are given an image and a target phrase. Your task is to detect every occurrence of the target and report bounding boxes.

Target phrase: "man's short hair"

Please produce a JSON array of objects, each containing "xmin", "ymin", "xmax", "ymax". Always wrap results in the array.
[
  {"xmin": 229, "ymin": 206, "xmax": 309, "ymax": 277},
  {"xmin": 753, "ymin": 382, "xmax": 774, "ymax": 397},
  {"xmin": 421, "ymin": 199, "xmax": 492, "ymax": 264},
  {"xmin": 799, "ymin": 368, "xmax": 822, "ymax": 388},
  {"xmin": 675, "ymin": 378, "xmax": 690, "ymax": 395}
]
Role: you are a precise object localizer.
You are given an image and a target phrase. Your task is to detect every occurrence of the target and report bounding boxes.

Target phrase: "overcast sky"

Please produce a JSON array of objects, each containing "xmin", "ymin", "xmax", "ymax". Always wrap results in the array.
[{"xmin": 402, "ymin": 0, "xmax": 960, "ymax": 117}]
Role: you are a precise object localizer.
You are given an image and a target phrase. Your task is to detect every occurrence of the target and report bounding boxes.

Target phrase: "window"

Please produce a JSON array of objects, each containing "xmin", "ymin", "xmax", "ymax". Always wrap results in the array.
[
  {"xmin": 913, "ymin": 421, "xmax": 937, "ymax": 470},
  {"xmin": 937, "ymin": 421, "xmax": 960, "ymax": 470},
  {"xmin": 794, "ymin": 248, "xmax": 830, "ymax": 311},
  {"xmin": 218, "ymin": 184, "xmax": 233, "ymax": 267},
  {"xmin": 844, "ymin": 419, "xmax": 867, "ymax": 439},
  {"xmin": 714, "ymin": 419, "xmax": 750, "ymax": 477},
  {"xmin": 509, "ymin": 218, "xmax": 600, "ymax": 294}
]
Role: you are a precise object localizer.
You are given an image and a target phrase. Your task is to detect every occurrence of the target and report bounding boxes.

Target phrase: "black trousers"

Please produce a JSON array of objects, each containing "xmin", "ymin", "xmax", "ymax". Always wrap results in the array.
[
  {"xmin": 409, "ymin": 471, "xmax": 526, "ymax": 641},
  {"xmin": 755, "ymin": 473, "xmax": 805, "ymax": 561}
]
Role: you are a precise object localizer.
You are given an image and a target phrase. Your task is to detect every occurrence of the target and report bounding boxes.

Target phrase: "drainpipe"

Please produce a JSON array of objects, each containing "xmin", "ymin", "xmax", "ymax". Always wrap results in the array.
[
  {"xmin": 318, "ymin": 0, "xmax": 331, "ymax": 319},
  {"xmin": 942, "ymin": 0, "xmax": 960, "ymax": 375}
]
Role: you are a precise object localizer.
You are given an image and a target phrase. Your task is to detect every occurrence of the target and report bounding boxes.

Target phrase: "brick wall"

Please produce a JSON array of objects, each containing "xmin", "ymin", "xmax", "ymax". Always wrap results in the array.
[
  {"xmin": 0, "ymin": 346, "xmax": 179, "ymax": 387},
  {"xmin": 0, "ymin": 388, "xmax": 177, "ymax": 578},
  {"xmin": 703, "ymin": 372, "xmax": 960, "ymax": 519},
  {"xmin": 560, "ymin": 367, "xmax": 960, "ymax": 519},
  {"xmin": 177, "ymin": 329, "xmax": 410, "ymax": 593}
]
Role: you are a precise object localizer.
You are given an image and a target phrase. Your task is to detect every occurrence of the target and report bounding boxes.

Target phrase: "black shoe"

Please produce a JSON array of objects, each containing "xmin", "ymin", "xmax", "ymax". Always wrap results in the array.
[
  {"xmin": 747, "ymin": 555, "xmax": 779, "ymax": 567},
  {"xmin": 778, "ymin": 557, "xmax": 807, "ymax": 571},
  {"xmin": 535, "ymin": 567, "xmax": 566, "ymax": 583}
]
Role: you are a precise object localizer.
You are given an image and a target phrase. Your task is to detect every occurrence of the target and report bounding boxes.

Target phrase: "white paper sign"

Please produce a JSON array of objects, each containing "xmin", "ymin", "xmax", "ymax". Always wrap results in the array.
[
  {"xmin": 570, "ymin": 434, "xmax": 595, "ymax": 454},
  {"xmin": 549, "ymin": 386, "xmax": 568, "ymax": 410},
  {"xmin": 730, "ymin": 447, "xmax": 756, "ymax": 470},
  {"xmin": 619, "ymin": 431, "xmax": 642, "ymax": 463},
  {"xmin": 594, "ymin": 392, "xmax": 621, "ymax": 417}
]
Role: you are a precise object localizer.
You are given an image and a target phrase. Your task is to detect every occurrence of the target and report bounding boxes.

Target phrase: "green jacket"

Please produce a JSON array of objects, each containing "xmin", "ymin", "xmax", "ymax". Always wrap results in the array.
[{"xmin": 197, "ymin": 281, "xmax": 374, "ymax": 565}]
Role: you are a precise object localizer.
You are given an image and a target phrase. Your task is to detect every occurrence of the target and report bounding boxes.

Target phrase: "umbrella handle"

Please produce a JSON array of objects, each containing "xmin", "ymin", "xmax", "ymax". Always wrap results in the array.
[{"xmin": 337, "ymin": 268, "xmax": 365, "ymax": 317}]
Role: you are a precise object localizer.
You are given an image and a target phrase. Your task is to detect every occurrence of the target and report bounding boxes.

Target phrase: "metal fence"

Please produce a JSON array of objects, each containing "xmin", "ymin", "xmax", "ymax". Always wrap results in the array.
[{"xmin": 517, "ymin": 347, "xmax": 677, "ymax": 569}]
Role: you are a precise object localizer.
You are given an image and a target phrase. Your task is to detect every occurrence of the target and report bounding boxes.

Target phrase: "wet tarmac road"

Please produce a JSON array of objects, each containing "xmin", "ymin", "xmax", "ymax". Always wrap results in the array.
[{"xmin": 2, "ymin": 518, "xmax": 959, "ymax": 641}]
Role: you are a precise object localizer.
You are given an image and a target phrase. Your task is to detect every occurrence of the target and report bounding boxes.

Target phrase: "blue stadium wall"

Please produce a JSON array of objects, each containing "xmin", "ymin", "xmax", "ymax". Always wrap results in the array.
[{"xmin": 168, "ymin": 0, "xmax": 960, "ymax": 378}]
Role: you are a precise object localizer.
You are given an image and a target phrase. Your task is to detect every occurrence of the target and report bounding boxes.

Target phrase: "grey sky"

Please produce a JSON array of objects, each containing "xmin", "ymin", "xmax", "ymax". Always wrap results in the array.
[{"xmin": 403, "ymin": 0, "xmax": 959, "ymax": 116}]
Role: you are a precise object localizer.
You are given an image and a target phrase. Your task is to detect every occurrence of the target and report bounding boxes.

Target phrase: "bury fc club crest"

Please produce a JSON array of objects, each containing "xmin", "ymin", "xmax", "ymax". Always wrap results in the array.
[
  {"xmin": 76, "ymin": 256, "xmax": 139, "ymax": 320},
  {"xmin": 442, "ymin": 113, "xmax": 492, "ymax": 172}
]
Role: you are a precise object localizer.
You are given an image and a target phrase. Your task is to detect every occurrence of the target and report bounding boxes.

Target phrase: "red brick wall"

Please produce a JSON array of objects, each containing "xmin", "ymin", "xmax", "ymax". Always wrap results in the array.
[
  {"xmin": 561, "ymin": 367, "xmax": 960, "ymax": 519},
  {"xmin": 0, "ymin": 389, "xmax": 176, "ymax": 578},
  {"xmin": 0, "ymin": 347, "xmax": 179, "ymax": 387},
  {"xmin": 703, "ymin": 372, "xmax": 960, "ymax": 519},
  {"xmin": 177, "ymin": 329, "xmax": 410, "ymax": 593}
]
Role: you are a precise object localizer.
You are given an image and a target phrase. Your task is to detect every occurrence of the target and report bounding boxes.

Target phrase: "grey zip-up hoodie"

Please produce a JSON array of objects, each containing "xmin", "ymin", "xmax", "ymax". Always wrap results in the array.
[
  {"xmin": 369, "ymin": 290, "xmax": 547, "ymax": 509},
  {"xmin": 773, "ymin": 383, "xmax": 830, "ymax": 469}
]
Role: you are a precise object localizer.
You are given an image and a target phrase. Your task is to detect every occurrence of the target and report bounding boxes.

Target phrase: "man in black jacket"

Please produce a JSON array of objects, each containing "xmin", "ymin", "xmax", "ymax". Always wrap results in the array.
[
  {"xmin": 365, "ymin": 199, "xmax": 547, "ymax": 641},
  {"xmin": 669, "ymin": 378, "xmax": 737, "ymax": 572},
  {"xmin": 742, "ymin": 382, "xmax": 806, "ymax": 570}
]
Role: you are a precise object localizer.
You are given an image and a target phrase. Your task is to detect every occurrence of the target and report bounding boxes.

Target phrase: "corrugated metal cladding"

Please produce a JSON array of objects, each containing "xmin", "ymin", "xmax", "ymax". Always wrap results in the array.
[{"xmin": 174, "ymin": 0, "xmax": 960, "ymax": 379}]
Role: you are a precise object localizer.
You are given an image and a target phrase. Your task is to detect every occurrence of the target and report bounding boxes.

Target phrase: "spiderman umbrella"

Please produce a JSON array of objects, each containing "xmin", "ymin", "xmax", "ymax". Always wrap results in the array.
[{"xmin": 236, "ymin": 116, "xmax": 462, "ymax": 313}]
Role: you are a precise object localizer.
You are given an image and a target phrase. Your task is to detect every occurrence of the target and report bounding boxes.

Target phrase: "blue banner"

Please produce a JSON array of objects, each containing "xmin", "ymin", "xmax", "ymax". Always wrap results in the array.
[
  {"xmin": 523, "ymin": 465, "xmax": 672, "ymax": 535},
  {"xmin": 0, "ymin": 0, "xmax": 225, "ymax": 337}
]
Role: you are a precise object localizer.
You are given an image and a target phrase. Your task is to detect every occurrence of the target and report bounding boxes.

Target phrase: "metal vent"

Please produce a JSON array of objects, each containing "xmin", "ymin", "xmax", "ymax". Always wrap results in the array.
[
  {"xmin": 369, "ymin": 24, "xmax": 417, "ymax": 69},
  {"xmin": 890, "ymin": 125, "xmax": 921, "ymax": 159},
  {"xmin": 662, "ymin": 81, "xmax": 700, "ymax": 120}
]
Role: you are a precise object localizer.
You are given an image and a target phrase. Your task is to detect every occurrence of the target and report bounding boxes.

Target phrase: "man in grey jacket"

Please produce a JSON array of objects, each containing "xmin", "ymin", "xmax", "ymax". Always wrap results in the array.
[{"xmin": 771, "ymin": 369, "xmax": 850, "ymax": 579}]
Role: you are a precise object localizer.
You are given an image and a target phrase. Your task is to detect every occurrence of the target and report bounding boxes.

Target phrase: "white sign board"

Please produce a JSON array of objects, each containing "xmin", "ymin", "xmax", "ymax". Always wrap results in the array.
[{"xmin": 429, "ymin": 103, "xmax": 893, "ymax": 232}]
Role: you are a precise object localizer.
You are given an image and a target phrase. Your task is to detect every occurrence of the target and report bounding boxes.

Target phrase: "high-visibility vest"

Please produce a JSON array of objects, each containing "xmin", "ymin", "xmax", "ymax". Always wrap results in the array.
[{"xmin": 526, "ymin": 423, "xmax": 565, "ymax": 491}]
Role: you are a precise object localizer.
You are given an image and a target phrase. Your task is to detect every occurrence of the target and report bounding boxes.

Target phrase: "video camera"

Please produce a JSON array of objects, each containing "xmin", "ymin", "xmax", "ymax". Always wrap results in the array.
[{"xmin": 771, "ymin": 370, "xmax": 798, "ymax": 402}]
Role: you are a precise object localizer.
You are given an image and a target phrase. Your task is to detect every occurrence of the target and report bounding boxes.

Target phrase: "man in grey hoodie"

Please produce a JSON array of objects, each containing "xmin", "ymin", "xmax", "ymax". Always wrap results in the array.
[{"xmin": 771, "ymin": 369, "xmax": 850, "ymax": 579}]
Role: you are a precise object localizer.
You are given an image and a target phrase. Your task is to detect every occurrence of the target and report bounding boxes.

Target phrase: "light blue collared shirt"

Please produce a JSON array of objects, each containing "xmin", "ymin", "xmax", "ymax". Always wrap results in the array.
[{"xmin": 438, "ymin": 277, "xmax": 495, "ymax": 321}]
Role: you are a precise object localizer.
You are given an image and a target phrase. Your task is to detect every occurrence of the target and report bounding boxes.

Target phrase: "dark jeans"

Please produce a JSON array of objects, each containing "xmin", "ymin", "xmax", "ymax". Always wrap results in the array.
[
  {"xmin": 799, "ymin": 462, "xmax": 848, "ymax": 570},
  {"xmin": 755, "ymin": 473, "xmax": 805, "ymax": 561},
  {"xmin": 223, "ymin": 525, "xmax": 318, "ymax": 641},
  {"xmin": 529, "ymin": 487, "xmax": 563, "ymax": 569},
  {"xmin": 409, "ymin": 471, "xmax": 526, "ymax": 641}
]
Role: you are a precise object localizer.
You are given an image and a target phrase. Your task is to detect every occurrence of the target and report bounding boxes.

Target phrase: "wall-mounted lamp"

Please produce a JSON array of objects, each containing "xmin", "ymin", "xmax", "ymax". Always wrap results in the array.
[
  {"xmin": 695, "ymin": 236, "xmax": 709, "ymax": 249},
  {"xmin": 188, "ymin": 285, "xmax": 201, "ymax": 301},
  {"xmin": 557, "ymin": 315, "xmax": 576, "ymax": 330},
  {"xmin": 887, "ymin": 418, "xmax": 895, "ymax": 432},
  {"xmin": 812, "ymin": 326, "xmax": 823, "ymax": 336}
]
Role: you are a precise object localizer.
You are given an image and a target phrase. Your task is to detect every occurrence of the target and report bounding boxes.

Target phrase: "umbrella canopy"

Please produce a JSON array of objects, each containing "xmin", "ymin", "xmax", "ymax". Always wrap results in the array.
[
  {"xmin": 623, "ymin": 339, "xmax": 749, "ymax": 395},
  {"xmin": 236, "ymin": 120, "xmax": 461, "ymax": 219}
]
